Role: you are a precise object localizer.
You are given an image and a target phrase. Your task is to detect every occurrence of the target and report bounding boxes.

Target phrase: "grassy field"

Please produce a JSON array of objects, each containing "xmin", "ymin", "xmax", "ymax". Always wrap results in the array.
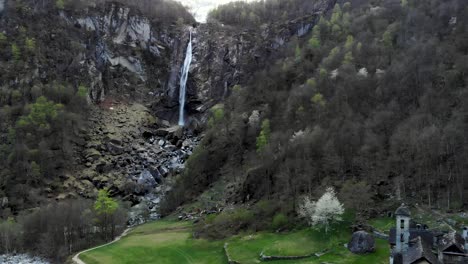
[
  {"xmin": 80, "ymin": 221, "xmax": 226, "ymax": 264},
  {"xmin": 226, "ymin": 229, "xmax": 388, "ymax": 264},
  {"xmin": 79, "ymin": 219, "xmax": 389, "ymax": 264}
]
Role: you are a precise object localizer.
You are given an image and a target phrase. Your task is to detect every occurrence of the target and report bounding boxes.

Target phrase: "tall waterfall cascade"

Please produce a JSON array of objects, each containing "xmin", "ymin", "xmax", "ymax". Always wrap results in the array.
[{"xmin": 178, "ymin": 31, "xmax": 193, "ymax": 126}]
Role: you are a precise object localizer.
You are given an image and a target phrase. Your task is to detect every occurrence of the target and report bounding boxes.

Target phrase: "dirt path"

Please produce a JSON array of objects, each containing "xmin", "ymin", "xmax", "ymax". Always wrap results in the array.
[{"xmin": 72, "ymin": 228, "xmax": 132, "ymax": 264}]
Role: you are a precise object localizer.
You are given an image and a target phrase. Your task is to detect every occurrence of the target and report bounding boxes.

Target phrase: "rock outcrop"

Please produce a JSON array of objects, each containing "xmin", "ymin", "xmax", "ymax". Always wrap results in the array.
[
  {"xmin": 70, "ymin": 102, "xmax": 199, "ymax": 224},
  {"xmin": 348, "ymin": 231, "xmax": 376, "ymax": 254}
]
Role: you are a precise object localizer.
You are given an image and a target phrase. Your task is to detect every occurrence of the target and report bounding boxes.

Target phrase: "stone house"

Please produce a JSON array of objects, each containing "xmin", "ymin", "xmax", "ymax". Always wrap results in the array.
[{"xmin": 389, "ymin": 204, "xmax": 468, "ymax": 264}]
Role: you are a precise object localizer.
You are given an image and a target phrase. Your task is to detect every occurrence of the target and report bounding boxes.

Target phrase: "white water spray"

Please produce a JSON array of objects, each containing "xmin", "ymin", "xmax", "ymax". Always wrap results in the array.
[{"xmin": 178, "ymin": 31, "xmax": 193, "ymax": 126}]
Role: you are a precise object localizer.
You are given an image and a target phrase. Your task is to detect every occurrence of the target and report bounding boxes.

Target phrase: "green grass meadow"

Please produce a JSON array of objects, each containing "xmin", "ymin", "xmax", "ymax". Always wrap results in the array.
[{"xmin": 79, "ymin": 219, "xmax": 389, "ymax": 264}]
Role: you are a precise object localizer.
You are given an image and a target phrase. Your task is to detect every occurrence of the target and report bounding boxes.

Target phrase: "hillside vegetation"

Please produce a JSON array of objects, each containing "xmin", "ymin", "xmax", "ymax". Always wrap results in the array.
[{"xmin": 165, "ymin": 0, "xmax": 468, "ymax": 216}]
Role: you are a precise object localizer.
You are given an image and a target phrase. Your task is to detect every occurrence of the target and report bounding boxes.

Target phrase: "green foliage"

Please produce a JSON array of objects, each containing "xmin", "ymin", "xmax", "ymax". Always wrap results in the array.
[
  {"xmin": 382, "ymin": 30, "xmax": 393, "ymax": 49},
  {"xmin": 94, "ymin": 189, "xmax": 118, "ymax": 216},
  {"xmin": 30, "ymin": 161, "xmax": 41, "ymax": 180},
  {"xmin": 383, "ymin": 23, "xmax": 399, "ymax": 49},
  {"xmin": 356, "ymin": 42, "xmax": 363, "ymax": 53},
  {"xmin": 215, "ymin": 208, "xmax": 254, "ymax": 226},
  {"xmin": 11, "ymin": 43, "xmax": 21, "ymax": 61},
  {"xmin": 11, "ymin": 90, "xmax": 22, "ymax": 103},
  {"xmin": 342, "ymin": 12, "xmax": 351, "ymax": 30},
  {"xmin": 343, "ymin": 51, "xmax": 354, "ymax": 65},
  {"xmin": 343, "ymin": 2, "xmax": 351, "ymax": 11},
  {"xmin": 308, "ymin": 36, "xmax": 320, "ymax": 49},
  {"xmin": 311, "ymin": 93, "xmax": 326, "ymax": 107},
  {"xmin": 271, "ymin": 213, "xmax": 288, "ymax": 230},
  {"xmin": 208, "ymin": 104, "xmax": 225, "ymax": 127},
  {"xmin": 77, "ymin": 85, "xmax": 88, "ymax": 98},
  {"xmin": 401, "ymin": 0, "xmax": 408, "ymax": 7},
  {"xmin": 325, "ymin": 47, "xmax": 341, "ymax": 67},
  {"xmin": 56, "ymin": 0, "xmax": 65, "ymax": 9},
  {"xmin": 232, "ymin": 84, "xmax": 242, "ymax": 93},
  {"xmin": 331, "ymin": 4, "xmax": 342, "ymax": 24},
  {"xmin": 0, "ymin": 33, "xmax": 6, "ymax": 44},
  {"xmin": 344, "ymin": 35, "xmax": 354, "ymax": 50},
  {"xmin": 295, "ymin": 45, "xmax": 302, "ymax": 61},
  {"xmin": 306, "ymin": 78, "xmax": 317, "ymax": 88},
  {"xmin": 256, "ymin": 119, "xmax": 271, "ymax": 152},
  {"xmin": 319, "ymin": 68, "xmax": 328, "ymax": 79},
  {"xmin": 318, "ymin": 16, "xmax": 330, "ymax": 30},
  {"xmin": 25, "ymin": 37, "xmax": 36, "ymax": 52},
  {"xmin": 165, "ymin": 0, "xmax": 468, "ymax": 214},
  {"xmin": 17, "ymin": 96, "xmax": 62, "ymax": 130},
  {"xmin": 332, "ymin": 24, "xmax": 342, "ymax": 37}
]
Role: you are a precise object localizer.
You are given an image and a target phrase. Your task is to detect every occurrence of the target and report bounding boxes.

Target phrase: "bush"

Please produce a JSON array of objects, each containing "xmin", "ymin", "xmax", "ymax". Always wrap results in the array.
[
  {"xmin": 56, "ymin": 0, "xmax": 65, "ymax": 9},
  {"xmin": 271, "ymin": 213, "xmax": 289, "ymax": 230},
  {"xmin": 197, "ymin": 208, "xmax": 255, "ymax": 239},
  {"xmin": 11, "ymin": 43, "xmax": 21, "ymax": 61}
]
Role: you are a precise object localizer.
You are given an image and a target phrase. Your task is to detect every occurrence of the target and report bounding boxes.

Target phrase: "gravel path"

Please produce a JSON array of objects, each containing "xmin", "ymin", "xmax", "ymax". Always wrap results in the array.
[{"xmin": 72, "ymin": 228, "xmax": 132, "ymax": 264}]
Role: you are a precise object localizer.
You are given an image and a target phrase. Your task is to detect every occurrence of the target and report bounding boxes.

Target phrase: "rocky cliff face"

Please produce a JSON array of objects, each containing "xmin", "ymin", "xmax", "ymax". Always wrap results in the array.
[
  {"xmin": 63, "ymin": 3, "xmax": 179, "ymax": 105},
  {"xmin": 0, "ymin": 0, "xmax": 337, "ymax": 218},
  {"xmin": 179, "ymin": 0, "xmax": 339, "ymax": 128}
]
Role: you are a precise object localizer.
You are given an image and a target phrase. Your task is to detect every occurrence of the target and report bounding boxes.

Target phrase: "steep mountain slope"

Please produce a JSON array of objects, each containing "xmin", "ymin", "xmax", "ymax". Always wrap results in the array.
[
  {"xmin": 164, "ymin": 0, "xmax": 468, "ymax": 217},
  {"xmin": 0, "ymin": 0, "xmax": 198, "ymax": 213},
  {"xmin": 1, "ymin": 0, "xmax": 468, "ymax": 261}
]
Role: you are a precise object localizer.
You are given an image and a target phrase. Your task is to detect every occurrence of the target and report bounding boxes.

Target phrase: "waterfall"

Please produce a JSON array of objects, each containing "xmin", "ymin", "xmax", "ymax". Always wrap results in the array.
[{"xmin": 178, "ymin": 31, "xmax": 193, "ymax": 126}]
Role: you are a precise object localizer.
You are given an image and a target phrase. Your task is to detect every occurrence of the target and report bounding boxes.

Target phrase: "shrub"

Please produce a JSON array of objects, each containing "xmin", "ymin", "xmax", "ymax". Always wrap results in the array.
[
  {"xmin": 56, "ymin": 0, "xmax": 65, "ymax": 9},
  {"xmin": 198, "ymin": 208, "xmax": 255, "ymax": 239},
  {"xmin": 271, "ymin": 213, "xmax": 289, "ymax": 230},
  {"xmin": 11, "ymin": 43, "xmax": 21, "ymax": 61},
  {"xmin": 256, "ymin": 119, "xmax": 271, "ymax": 152},
  {"xmin": 25, "ymin": 38, "xmax": 36, "ymax": 52}
]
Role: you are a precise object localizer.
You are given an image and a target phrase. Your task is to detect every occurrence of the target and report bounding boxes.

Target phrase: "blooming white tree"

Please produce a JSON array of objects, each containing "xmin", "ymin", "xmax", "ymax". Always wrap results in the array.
[{"xmin": 298, "ymin": 187, "xmax": 344, "ymax": 233}]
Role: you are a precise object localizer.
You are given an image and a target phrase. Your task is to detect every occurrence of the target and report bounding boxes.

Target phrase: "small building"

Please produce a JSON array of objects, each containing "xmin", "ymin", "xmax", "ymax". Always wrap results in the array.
[
  {"xmin": 389, "ymin": 204, "xmax": 468, "ymax": 264},
  {"xmin": 438, "ymin": 232, "xmax": 466, "ymax": 264}
]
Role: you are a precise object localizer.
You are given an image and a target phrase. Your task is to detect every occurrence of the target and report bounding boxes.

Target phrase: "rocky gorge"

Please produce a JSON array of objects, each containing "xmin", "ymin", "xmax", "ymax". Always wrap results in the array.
[
  {"xmin": 45, "ymin": 0, "xmax": 339, "ymax": 223},
  {"xmin": 0, "ymin": 0, "xmax": 340, "ymax": 228}
]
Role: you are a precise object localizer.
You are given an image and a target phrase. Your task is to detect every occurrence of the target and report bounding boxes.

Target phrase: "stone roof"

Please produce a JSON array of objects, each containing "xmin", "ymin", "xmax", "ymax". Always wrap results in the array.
[
  {"xmin": 404, "ymin": 236, "xmax": 438, "ymax": 264},
  {"xmin": 438, "ymin": 232, "xmax": 465, "ymax": 253},
  {"xmin": 395, "ymin": 203, "xmax": 411, "ymax": 217},
  {"xmin": 389, "ymin": 228, "xmax": 434, "ymax": 246}
]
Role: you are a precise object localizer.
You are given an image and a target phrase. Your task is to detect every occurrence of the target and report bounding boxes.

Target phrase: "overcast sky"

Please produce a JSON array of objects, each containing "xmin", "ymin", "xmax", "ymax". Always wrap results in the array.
[{"xmin": 177, "ymin": 0, "xmax": 255, "ymax": 22}]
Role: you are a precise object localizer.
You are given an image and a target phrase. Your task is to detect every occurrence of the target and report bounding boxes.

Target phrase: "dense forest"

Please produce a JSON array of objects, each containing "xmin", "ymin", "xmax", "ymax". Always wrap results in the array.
[
  {"xmin": 0, "ymin": 0, "xmax": 192, "ymax": 261},
  {"xmin": 165, "ymin": 0, "xmax": 468, "ymax": 217},
  {"xmin": 1, "ymin": 0, "xmax": 468, "ymax": 261},
  {"xmin": 0, "ymin": 0, "xmax": 193, "ymax": 213}
]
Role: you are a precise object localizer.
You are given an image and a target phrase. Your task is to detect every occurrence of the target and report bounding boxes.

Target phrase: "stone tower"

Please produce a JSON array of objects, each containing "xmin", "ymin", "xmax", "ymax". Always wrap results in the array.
[{"xmin": 395, "ymin": 203, "xmax": 411, "ymax": 253}]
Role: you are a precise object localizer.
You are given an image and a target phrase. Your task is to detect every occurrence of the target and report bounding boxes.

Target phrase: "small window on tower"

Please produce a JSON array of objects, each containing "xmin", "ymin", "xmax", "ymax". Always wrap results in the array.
[
  {"xmin": 400, "ymin": 219, "xmax": 404, "ymax": 229},
  {"xmin": 400, "ymin": 234, "xmax": 404, "ymax": 242}
]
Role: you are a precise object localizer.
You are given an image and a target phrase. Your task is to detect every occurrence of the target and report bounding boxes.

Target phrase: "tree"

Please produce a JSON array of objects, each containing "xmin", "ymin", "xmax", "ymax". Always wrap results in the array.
[
  {"xmin": 309, "ymin": 36, "xmax": 320, "ymax": 49},
  {"xmin": 25, "ymin": 37, "xmax": 36, "ymax": 53},
  {"xmin": 16, "ymin": 96, "xmax": 62, "ymax": 130},
  {"xmin": 298, "ymin": 187, "xmax": 344, "ymax": 233},
  {"xmin": 344, "ymin": 35, "xmax": 354, "ymax": 50},
  {"xmin": 331, "ymin": 4, "xmax": 342, "ymax": 24},
  {"xmin": 0, "ymin": 218, "xmax": 22, "ymax": 254},
  {"xmin": 256, "ymin": 119, "xmax": 271, "ymax": 152},
  {"xmin": 11, "ymin": 43, "xmax": 21, "ymax": 61},
  {"xmin": 56, "ymin": 0, "xmax": 65, "ymax": 9},
  {"xmin": 311, "ymin": 93, "xmax": 326, "ymax": 107},
  {"xmin": 94, "ymin": 189, "xmax": 119, "ymax": 240},
  {"xmin": 339, "ymin": 180, "xmax": 373, "ymax": 211},
  {"xmin": 208, "ymin": 105, "xmax": 225, "ymax": 127}
]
